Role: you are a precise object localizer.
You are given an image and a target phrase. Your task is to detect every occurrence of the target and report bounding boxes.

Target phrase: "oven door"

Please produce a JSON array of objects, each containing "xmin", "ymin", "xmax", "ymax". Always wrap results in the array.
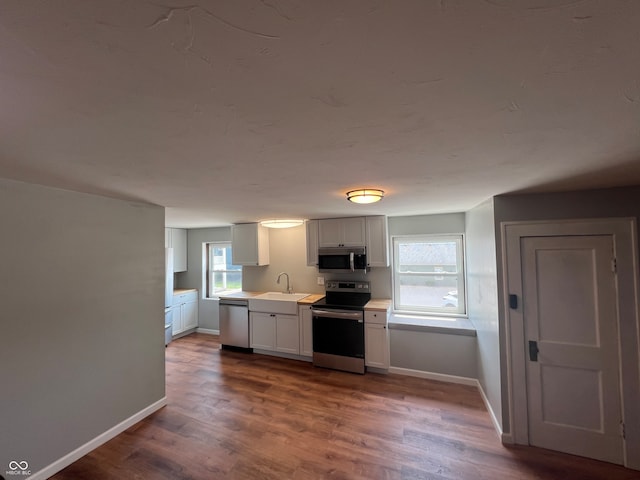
[{"xmin": 312, "ymin": 308, "xmax": 365, "ymax": 374}]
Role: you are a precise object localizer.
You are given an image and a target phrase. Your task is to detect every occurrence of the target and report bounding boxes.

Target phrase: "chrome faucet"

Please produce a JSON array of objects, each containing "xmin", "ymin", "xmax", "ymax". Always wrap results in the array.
[{"xmin": 276, "ymin": 272, "xmax": 292, "ymax": 293}]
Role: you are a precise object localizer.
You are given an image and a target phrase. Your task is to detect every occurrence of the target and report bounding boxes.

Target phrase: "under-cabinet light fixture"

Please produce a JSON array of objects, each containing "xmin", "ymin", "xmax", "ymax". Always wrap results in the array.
[
  {"xmin": 346, "ymin": 189, "xmax": 384, "ymax": 204},
  {"xmin": 260, "ymin": 219, "xmax": 304, "ymax": 229}
]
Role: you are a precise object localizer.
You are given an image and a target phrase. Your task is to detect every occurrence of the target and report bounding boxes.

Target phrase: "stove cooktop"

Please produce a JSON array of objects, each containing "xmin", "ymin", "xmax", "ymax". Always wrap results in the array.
[
  {"xmin": 312, "ymin": 280, "xmax": 372, "ymax": 310},
  {"xmin": 311, "ymin": 295, "xmax": 370, "ymax": 311}
]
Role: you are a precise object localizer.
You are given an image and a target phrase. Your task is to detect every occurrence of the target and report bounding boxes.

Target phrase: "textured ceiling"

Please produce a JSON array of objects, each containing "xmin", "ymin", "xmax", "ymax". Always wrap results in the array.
[{"xmin": 1, "ymin": 0, "xmax": 639, "ymax": 227}]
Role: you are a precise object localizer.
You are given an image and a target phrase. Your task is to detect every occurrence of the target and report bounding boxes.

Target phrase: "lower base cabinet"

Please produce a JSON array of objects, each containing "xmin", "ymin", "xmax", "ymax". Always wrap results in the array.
[
  {"xmin": 298, "ymin": 305, "xmax": 313, "ymax": 358},
  {"xmin": 250, "ymin": 312, "xmax": 299, "ymax": 354},
  {"xmin": 250, "ymin": 312, "xmax": 276, "ymax": 350},
  {"xmin": 364, "ymin": 310, "xmax": 389, "ymax": 370},
  {"xmin": 172, "ymin": 290, "xmax": 198, "ymax": 336}
]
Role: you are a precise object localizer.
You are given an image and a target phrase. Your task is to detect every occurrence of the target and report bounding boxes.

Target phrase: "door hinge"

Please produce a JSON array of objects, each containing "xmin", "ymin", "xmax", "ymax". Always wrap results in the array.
[
  {"xmin": 612, "ymin": 258, "xmax": 617, "ymax": 273},
  {"xmin": 621, "ymin": 421, "xmax": 626, "ymax": 439}
]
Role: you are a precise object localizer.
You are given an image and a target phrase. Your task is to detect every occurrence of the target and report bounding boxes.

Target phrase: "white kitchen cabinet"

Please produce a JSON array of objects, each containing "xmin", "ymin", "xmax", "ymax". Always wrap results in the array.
[
  {"xmin": 298, "ymin": 305, "xmax": 313, "ymax": 358},
  {"xmin": 231, "ymin": 223, "xmax": 270, "ymax": 266},
  {"xmin": 364, "ymin": 309, "xmax": 389, "ymax": 370},
  {"xmin": 250, "ymin": 311, "xmax": 300, "ymax": 354},
  {"xmin": 172, "ymin": 290, "xmax": 198, "ymax": 336},
  {"xmin": 250, "ymin": 312, "xmax": 276, "ymax": 350},
  {"xmin": 182, "ymin": 300, "xmax": 198, "ymax": 330},
  {"xmin": 366, "ymin": 216, "xmax": 389, "ymax": 267},
  {"xmin": 276, "ymin": 314, "xmax": 299, "ymax": 354},
  {"xmin": 305, "ymin": 220, "xmax": 319, "ymax": 266},
  {"xmin": 318, "ymin": 217, "xmax": 366, "ymax": 248},
  {"xmin": 171, "ymin": 305, "xmax": 182, "ymax": 334},
  {"xmin": 165, "ymin": 227, "xmax": 188, "ymax": 272}
]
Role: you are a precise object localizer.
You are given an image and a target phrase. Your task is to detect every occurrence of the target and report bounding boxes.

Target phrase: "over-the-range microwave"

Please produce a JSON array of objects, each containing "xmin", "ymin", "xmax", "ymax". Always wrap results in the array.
[{"xmin": 318, "ymin": 246, "xmax": 367, "ymax": 273}]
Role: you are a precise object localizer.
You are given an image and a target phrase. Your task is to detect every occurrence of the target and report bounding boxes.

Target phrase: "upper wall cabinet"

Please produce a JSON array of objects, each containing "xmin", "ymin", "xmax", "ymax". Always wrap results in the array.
[
  {"xmin": 231, "ymin": 223, "xmax": 270, "ymax": 266},
  {"xmin": 306, "ymin": 220, "xmax": 319, "ymax": 267},
  {"xmin": 318, "ymin": 217, "xmax": 366, "ymax": 248},
  {"xmin": 307, "ymin": 216, "xmax": 389, "ymax": 268},
  {"xmin": 366, "ymin": 216, "xmax": 389, "ymax": 267},
  {"xmin": 165, "ymin": 227, "xmax": 187, "ymax": 272}
]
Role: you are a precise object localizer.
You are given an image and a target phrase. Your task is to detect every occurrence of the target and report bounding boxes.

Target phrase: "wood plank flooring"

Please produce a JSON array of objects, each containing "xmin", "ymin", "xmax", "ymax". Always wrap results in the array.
[{"xmin": 52, "ymin": 333, "xmax": 639, "ymax": 479}]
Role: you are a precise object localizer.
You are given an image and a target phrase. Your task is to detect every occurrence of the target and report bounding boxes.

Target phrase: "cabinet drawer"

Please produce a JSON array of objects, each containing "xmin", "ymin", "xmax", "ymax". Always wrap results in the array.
[
  {"xmin": 365, "ymin": 310, "xmax": 387, "ymax": 325},
  {"xmin": 173, "ymin": 290, "xmax": 197, "ymax": 306}
]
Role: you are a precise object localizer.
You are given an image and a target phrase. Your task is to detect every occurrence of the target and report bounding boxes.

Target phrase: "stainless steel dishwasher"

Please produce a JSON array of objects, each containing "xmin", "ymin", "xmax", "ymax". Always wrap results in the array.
[{"xmin": 219, "ymin": 298, "xmax": 251, "ymax": 350}]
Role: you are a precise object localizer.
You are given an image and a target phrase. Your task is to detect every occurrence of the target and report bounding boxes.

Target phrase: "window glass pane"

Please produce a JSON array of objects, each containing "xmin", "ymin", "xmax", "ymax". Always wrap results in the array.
[
  {"xmin": 397, "ymin": 274, "xmax": 459, "ymax": 310},
  {"xmin": 206, "ymin": 242, "xmax": 242, "ymax": 297},
  {"xmin": 210, "ymin": 271, "xmax": 242, "ymax": 292},
  {"xmin": 210, "ymin": 246, "xmax": 241, "ymax": 271},
  {"xmin": 397, "ymin": 241, "xmax": 458, "ymax": 273},
  {"xmin": 393, "ymin": 235, "xmax": 465, "ymax": 315}
]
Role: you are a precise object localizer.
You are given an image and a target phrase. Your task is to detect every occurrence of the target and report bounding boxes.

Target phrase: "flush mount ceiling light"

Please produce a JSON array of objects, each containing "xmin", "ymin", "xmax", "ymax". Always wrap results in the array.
[
  {"xmin": 260, "ymin": 219, "xmax": 304, "ymax": 229},
  {"xmin": 346, "ymin": 189, "xmax": 385, "ymax": 204}
]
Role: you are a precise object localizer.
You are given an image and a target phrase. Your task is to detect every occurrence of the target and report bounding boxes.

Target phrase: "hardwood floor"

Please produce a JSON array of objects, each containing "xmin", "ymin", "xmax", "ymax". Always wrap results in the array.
[{"xmin": 53, "ymin": 333, "xmax": 638, "ymax": 479}]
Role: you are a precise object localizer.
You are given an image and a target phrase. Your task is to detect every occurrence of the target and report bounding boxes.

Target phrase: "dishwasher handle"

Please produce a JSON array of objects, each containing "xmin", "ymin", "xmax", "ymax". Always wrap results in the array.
[{"xmin": 219, "ymin": 299, "xmax": 249, "ymax": 307}]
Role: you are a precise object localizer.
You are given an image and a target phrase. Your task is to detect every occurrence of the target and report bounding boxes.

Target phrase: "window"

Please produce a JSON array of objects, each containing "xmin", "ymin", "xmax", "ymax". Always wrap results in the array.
[
  {"xmin": 206, "ymin": 242, "xmax": 242, "ymax": 297},
  {"xmin": 392, "ymin": 235, "xmax": 465, "ymax": 315}
]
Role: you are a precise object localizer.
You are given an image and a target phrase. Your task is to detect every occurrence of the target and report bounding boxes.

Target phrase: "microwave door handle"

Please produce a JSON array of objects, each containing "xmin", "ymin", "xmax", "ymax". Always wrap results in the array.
[{"xmin": 350, "ymin": 251, "xmax": 354, "ymax": 272}]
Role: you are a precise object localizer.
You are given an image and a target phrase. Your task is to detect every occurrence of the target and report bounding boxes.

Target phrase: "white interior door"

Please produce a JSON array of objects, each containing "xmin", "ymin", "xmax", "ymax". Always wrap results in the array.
[{"xmin": 521, "ymin": 234, "xmax": 623, "ymax": 464}]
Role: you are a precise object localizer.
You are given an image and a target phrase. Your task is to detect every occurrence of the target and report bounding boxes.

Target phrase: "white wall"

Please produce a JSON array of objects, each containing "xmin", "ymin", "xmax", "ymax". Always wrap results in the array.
[
  {"xmin": 466, "ymin": 198, "xmax": 501, "ymax": 430},
  {"xmin": 0, "ymin": 178, "xmax": 166, "ymax": 476}
]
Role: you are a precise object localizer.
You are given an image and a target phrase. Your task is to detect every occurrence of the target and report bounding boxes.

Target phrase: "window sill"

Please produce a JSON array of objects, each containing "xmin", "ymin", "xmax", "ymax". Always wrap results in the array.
[
  {"xmin": 207, "ymin": 289, "xmax": 242, "ymax": 301},
  {"xmin": 389, "ymin": 313, "xmax": 476, "ymax": 337}
]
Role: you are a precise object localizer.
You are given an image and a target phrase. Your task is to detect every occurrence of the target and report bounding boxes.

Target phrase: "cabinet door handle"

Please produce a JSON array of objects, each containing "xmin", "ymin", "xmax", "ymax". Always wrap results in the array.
[{"xmin": 528, "ymin": 340, "xmax": 539, "ymax": 362}]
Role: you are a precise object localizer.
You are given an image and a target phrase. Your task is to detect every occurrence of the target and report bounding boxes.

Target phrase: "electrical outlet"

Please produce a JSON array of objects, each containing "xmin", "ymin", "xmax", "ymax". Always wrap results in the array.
[{"xmin": 317, "ymin": 276, "xmax": 324, "ymax": 285}]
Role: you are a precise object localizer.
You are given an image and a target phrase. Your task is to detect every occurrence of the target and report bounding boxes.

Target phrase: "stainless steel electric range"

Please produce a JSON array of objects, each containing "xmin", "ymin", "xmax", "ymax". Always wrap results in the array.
[{"xmin": 311, "ymin": 280, "xmax": 371, "ymax": 374}]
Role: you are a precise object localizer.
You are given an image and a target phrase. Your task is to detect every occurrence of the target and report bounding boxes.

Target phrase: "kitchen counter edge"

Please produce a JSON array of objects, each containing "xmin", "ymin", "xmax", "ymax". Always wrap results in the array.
[
  {"xmin": 217, "ymin": 292, "xmax": 325, "ymax": 304},
  {"xmin": 365, "ymin": 299, "xmax": 392, "ymax": 312},
  {"xmin": 174, "ymin": 288, "xmax": 198, "ymax": 295}
]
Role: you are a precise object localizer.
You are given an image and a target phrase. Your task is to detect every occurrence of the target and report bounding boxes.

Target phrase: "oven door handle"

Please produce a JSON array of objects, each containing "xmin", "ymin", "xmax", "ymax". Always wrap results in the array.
[{"xmin": 312, "ymin": 309, "xmax": 363, "ymax": 321}]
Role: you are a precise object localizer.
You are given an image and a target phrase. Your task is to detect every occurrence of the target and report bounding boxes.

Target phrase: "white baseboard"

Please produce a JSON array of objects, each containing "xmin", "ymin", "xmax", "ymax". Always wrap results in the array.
[
  {"xmin": 253, "ymin": 349, "xmax": 312, "ymax": 363},
  {"xmin": 388, "ymin": 366, "xmax": 477, "ymax": 386},
  {"xmin": 501, "ymin": 432, "xmax": 514, "ymax": 444},
  {"xmin": 388, "ymin": 367, "xmax": 508, "ymax": 442},
  {"xmin": 196, "ymin": 328, "xmax": 219, "ymax": 335},
  {"xmin": 31, "ymin": 397, "xmax": 167, "ymax": 480},
  {"xmin": 476, "ymin": 381, "xmax": 505, "ymax": 441}
]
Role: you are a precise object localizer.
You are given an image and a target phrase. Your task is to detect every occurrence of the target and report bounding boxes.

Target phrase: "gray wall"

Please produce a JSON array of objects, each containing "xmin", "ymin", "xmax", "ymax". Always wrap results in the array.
[
  {"xmin": 387, "ymin": 213, "xmax": 477, "ymax": 378},
  {"xmin": 388, "ymin": 212, "xmax": 465, "ymax": 236},
  {"xmin": 242, "ymin": 225, "xmax": 327, "ymax": 295},
  {"xmin": 493, "ymin": 185, "xmax": 640, "ymax": 435},
  {"xmin": 179, "ymin": 223, "xmax": 393, "ymax": 330},
  {"xmin": 390, "ymin": 330, "xmax": 476, "ymax": 378},
  {"xmin": 181, "ymin": 212, "xmax": 477, "ymax": 379},
  {"xmin": 466, "ymin": 198, "xmax": 501, "ymax": 428},
  {"xmin": 0, "ymin": 179, "xmax": 166, "ymax": 475},
  {"xmin": 175, "ymin": 226, "xmax": 231, "ymax": 331}
]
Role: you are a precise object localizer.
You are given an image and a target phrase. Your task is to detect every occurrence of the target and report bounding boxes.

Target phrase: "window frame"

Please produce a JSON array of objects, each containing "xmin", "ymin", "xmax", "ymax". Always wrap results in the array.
[
  {"xmin": 391, "ymin": 234, "xmax": 466, "ymax": 316},
  {"xmin": 205, "ymin": 242, "xmax": 242, "ymax": 298}
]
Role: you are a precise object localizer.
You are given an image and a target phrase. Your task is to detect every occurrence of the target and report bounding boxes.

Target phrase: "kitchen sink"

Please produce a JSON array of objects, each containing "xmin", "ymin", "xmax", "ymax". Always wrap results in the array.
[{"xmin": 249, "ymin": 292, "xmax": 310, "ymax": 315}]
